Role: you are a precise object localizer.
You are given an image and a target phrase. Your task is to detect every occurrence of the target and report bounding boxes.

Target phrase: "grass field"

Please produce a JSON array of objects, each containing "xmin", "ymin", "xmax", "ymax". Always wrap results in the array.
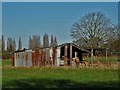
[
  {"xmin": 2, "ymin": 59, "xmax": 119, "ymax": 89},
  {"xmin": 83, "ymin": 56, "xmax": 119, "ymax": 63}
]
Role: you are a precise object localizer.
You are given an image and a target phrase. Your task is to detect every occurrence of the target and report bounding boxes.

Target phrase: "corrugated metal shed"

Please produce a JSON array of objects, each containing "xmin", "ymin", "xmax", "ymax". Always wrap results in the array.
[{"xmin": 12, "ymin": 43, "xmax": 90, "ymax": 67}]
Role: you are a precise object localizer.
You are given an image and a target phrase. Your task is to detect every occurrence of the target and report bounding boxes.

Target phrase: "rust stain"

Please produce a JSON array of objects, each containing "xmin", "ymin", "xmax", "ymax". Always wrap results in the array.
[{"xmin": 25, "ymin": 52, "xmax": 28, "ymax": 66}]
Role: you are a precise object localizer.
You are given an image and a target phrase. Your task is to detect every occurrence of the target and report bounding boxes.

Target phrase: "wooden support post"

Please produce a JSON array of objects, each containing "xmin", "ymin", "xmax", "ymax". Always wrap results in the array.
[
  {"xmin": 64, "ymin": 46, "xmax": 68, "ymax": 66},
  {"xmin": 70, "ymin": 44, "xmax": 72, "ymax": 66},
  {"xmin": 91, "ymin": 49, "xmax": 93, "ymax": 64}
]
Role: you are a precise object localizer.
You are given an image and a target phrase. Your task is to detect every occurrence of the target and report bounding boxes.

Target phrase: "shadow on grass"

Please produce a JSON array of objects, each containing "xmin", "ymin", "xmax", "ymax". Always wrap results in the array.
[{"xmin": 2, "ymin": 78, "xmax": 119, "ymax": 89}]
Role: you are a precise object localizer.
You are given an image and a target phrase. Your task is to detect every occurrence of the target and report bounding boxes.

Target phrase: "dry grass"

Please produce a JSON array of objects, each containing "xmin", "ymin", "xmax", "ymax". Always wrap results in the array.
[{"xmin": 79, "ymin": 60, "xmax": 118, "ymax": 70}]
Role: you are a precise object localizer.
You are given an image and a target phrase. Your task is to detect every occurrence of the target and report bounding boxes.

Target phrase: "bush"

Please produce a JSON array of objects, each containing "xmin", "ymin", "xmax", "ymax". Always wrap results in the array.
[{"xmin": 2, "ymin": 52, "xmax": 12, "ymax": 60}]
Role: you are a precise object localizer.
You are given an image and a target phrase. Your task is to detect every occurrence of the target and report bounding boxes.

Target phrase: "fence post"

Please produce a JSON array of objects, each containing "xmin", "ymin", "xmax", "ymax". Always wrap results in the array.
[{"xmin": 91, "ymin": 49, "xmax": 94, "ymax": 64}]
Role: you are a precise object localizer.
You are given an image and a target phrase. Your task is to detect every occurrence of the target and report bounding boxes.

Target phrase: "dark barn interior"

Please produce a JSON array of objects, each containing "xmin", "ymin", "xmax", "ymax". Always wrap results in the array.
[{"xmin": 59, "ymin": 43, "xmax": 89, "ymax": 65}]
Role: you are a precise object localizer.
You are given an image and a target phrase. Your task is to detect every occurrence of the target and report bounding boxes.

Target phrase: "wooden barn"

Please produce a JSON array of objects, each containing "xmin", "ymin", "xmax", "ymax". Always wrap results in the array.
[
  {"xmin": 58, "ymin": 43, "xmax": 90, "ymax": 66},
  {"xmin": 12, "ymin": 43, "xmax": 89, "ymax": 67}
]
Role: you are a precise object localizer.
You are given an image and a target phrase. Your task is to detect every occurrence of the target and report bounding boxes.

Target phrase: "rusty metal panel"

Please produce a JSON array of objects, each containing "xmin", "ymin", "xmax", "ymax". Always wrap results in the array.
[
  {"xmin": 46, "ymin": 48, "xmax": 50, "ymax": 65},
  {"xmin": 16, "ymin": 53, "xmax": 19, "ymax": 67},
  {"xmin": 12, "ymin": 53, "xmax": 14, "ymax": 66},
  {"xmin": 23, "ymin": 52, "xmax": 27, "ymax": 67},
  {"xmin": 37, "ymin": 50, "xmax": 40, "ymax": 66},
  {"xmin": 26, "ymin": 50, "xmax": 32, "ymax": 67},
  {"xmin": 24, "ymin": 51, "xmax": 29, "ymax": 66},
  {"xmin": 16, "ymin": 53, "xmax": 18, "ymax": 67},
  {"xmin": 14, "ymin": 52, "xmax": 20, "ymax": 67},
  {"xmin": 35, "ymin": 50, "xmax": 39, "ymax": 66},
  {"xmin": 18, "ymin": 52, "xmax": 20, "ymax": 67},
  {"xmin": 21, "ymin": 52, "xmax": 24, "ymax": 66},
  {"xmin": 42, "ymin": 49, "xmax": 46, "ymax": 66},
  {"xmin": 39, "ymin": 49, "xmax": 42, "ymax": 66},
  {"xmin": 32, "ymin": 51, "xmax": 35, "ymax": 66},
  {"xmin": 19, "ymin": 52, "xmax": 21, "ymax": 66},
  {"xmin": 38, "ymin": 49, "xmax": 42, "ymax": 67},
  {"xmin": 53, "ymin": 47, "xmax": 57, "ymax": 66},
  {"xmin": 14, "ymin": 53, "xmax": 17, "ymax": 67},
  {"xmin": 32, "ymin": 50, "xmax": 40, "ymax": 67},
  {"xmin": 19, "ymin": 52, "xmax": 23, "ymax": 67},
  {"xmin": 43, "ymin": 48, "xmax": 50, "ymax": 66}
]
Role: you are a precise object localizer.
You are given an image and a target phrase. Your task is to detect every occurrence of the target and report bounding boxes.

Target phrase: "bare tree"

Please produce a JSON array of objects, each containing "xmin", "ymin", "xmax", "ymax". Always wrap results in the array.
[
  {"xmin": 104, "ymin": 25, "xmax": 120, "ymax": 53},
  {"xmin": 53, "ymin": 36, "xmax": 58, "ymax": 47},
  {"xmin": 7, "ymin": 37, "xmax": 13, "ymax": 52},
  {"xmin": 28, "ymin": 36, "xmax": 32, "ymax": 49},
  {"xmin": 12, "ymin": 38, "xmax": 16, "ymax": 52},
  {"xmin": 18, "ymin": 37, "xmax": 22, "ymax": 50},
  {"xmin": 50, "ymin": 35, "xmax": 58, "ymax": 47},
  {"xmin": 50, "ymin": 35, "xmax": 54, "ymax": 47},
  {"xmin": 70, "ymin": 12, "xmax": 113, "ymax": 48},
  {"xmin": 31, "ymin": 35, "xmax": 41, "ymax": 49},
  {"xmin": 43, "ymin": 33, "xmax": 49, "ymax": 48}
]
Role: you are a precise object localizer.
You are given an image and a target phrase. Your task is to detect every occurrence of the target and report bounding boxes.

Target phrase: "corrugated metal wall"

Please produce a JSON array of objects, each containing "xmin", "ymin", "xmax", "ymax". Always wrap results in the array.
[
  {"xmin": 27, "ymin": 50, "xmax": 32, "ymax": 66},
  {"xmin": 50, "ymin": 47, "xmax": 53, "ymax": 65},
  {"xmin": 12, "ymin": 53, "xmax": 14, "ymax": 66},
  {"xmin": 56, "ymin": 47, "xmax": 61, "ymax": 66},
  {"xmin": 19, "ymin": 52, "xmax": 23, "ymax": 66},
  {"xmin": 13, "ymin": 47, "xmax": 60, "ymax": 67}
]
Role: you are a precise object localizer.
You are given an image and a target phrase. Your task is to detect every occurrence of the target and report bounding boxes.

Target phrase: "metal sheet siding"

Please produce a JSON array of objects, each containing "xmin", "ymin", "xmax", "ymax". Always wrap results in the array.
[
  {"xmin": 53, "ymin": 48, "xmax": 57, "ymax": 66},
  {"xmin": 32, "ymin": 51, "xmax": 35, "ymax": 66},
  {"xmin": 35, "ymin": 50, "xmax": 39, "ymax": 66},
  {"xmin": 18, "ymin": 52, "xmax": 20, "ymax": 67},
  {"xmin": 13, "ymin": 47, "xmax": 60, "ymax": 67},
  {"xmin": 57, "ymin": 47, "xmax": 61, "ymax": 66},
  {"xmin": 46, "ymin": 48, "xmax": 50, "ymax": 65},
  {"xmin": 25, "ymin": 52, "xmax": 28, "ymax": 66},
  {"xmin": 39, "ymin": 50, "xmax": 42, "ymax": 66},
  {"xmin": 12, "ymin": 53, "xmax": 14, "ymax": 66},
  {"xmin": 14, "ymin": 52, "xmax": 20, "ymax": 67},
  {"xmin": 43, "ymin": 49, "xmax": 46, "ymax": 65},
  {"xmin": 14, "ymin": 53, "xmax": 17, "ymax": 67},
  {"xmin": 19, "ymin": 52, "xmax": 23, "ymax": 67},
  {"xmin": 50, "ymin": 48, "xmax": 53, "ymax": 65},
  {"xmin": 16, "ymin": 53, "xmax": 18, "ymax": 67},
  {"xmin": 27, "ymin": 50, "xmax": 32, "ymax": 67},
  {"xmin": 23, "ymin": 52, "xmax": 26, "ymax": 67}
]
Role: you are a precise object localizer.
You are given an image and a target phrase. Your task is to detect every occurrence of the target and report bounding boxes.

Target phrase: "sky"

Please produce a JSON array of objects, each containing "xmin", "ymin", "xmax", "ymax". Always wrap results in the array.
[
  {"xmin": 2, "ymin": 0, "xmax": 120, "ymax": 2},
  {"xmin": 2, "ymin": 2, "xmax": 118, "ymax": 49}
]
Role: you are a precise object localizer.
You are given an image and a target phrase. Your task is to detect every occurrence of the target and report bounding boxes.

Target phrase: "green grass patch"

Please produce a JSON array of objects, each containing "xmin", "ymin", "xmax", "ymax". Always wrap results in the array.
[
  {"xmin": 2, "ymin": 59, "xmax": 11, "ymax": 66},
  {"xmin": 2, "ymin": 66, "xmax": 119, "ymax": 88},
  {"xmin": 83, "ymin": 56, "xmax": 119, "ymax": 63},
  {"xmin": 0, "ymin": 60, "xmax": 1, "ymax": 66},
  {"xmin": 2, "ymin": 59, "xmax": 119, "ymax": 88}
]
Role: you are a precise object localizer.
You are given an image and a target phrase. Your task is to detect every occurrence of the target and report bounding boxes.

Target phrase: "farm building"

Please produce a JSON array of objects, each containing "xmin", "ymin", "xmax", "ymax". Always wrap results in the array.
[{"xmin": 12, "ymin": 43, "xmax": 90, "ymax": 67}]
